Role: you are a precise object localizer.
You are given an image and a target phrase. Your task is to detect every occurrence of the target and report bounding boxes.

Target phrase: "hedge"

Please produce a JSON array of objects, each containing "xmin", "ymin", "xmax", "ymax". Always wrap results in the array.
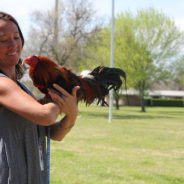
[{"xmin": 150, "ymin": 99, "xmax": 184, "ymax": 107}]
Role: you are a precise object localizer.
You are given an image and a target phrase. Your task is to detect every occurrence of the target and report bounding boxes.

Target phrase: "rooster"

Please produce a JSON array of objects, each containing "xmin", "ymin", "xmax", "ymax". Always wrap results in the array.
[{"xmin": 23, "ymin": 55, "xmax": 126, "ymax": 105}]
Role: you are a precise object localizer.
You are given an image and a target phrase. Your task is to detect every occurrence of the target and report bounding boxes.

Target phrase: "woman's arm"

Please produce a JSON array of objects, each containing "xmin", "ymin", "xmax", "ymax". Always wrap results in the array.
[
  {"xmin": 48, "ymin": 84, "xmax": 79, "ymax": 141},
  {"xmin": 50, "ymin": 115, "xmax": 77, "ymax": 141},
  {"xmin": 0, "ymin": 77, "xmax": 60, "ymax": 126}
]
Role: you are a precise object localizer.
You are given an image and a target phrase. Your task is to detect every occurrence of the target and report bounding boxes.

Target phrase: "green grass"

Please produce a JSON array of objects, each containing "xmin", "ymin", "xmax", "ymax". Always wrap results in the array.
[{"xmin": 50, "ymin": 104, "xmax": 184, "ymax": 184}]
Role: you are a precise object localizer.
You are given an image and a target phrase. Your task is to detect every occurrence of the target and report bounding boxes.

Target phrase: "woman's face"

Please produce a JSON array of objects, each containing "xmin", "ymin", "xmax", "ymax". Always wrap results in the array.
[{"xmin": 0, "ymin": 19, "xmax": 22, "ymax": 68}]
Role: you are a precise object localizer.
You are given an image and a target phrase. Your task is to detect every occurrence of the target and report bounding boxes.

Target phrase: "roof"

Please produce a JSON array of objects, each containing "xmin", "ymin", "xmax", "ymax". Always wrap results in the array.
[
  {"xmin": 120, "ymin": 89, "xmax": 184, "ymax": 98},
  {"xmin": 148, "ymin": 90, "xmax": 184, "ymax": 97}
]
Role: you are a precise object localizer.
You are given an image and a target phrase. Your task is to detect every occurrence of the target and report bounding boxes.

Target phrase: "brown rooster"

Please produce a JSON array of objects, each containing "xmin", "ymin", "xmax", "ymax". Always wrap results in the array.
[{"xmin": 23, "ymin": 55, "xmax": 126, "ymax": 105}]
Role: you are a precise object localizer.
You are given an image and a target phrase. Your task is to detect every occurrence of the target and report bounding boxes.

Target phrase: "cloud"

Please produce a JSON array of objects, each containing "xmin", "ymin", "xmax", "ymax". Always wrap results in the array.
[
  {"xmin": 1, "ymin": 0, "xmax": 53, "ymax": 16},
  {"xmin": 174, "ymin": 18, "xmax": 184, "ymax": 31},
  {"xmin": 1, "ymin": 0, "xmax": 54, "ymax": 37}
]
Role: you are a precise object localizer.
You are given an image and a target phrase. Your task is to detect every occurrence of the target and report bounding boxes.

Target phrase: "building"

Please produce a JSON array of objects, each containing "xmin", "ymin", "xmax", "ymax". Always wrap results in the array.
[{"xmin": 120, "ymin": 89, "xmax": 184, "ymax": 106}]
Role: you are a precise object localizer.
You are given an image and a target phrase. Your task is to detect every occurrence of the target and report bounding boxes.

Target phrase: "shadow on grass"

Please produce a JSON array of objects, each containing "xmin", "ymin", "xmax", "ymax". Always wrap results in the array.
[
  {"xmin": 78, "ymin": 111, "xmax": 174, "ymax": 120},
  {"xmin": 155, "ymin": 111, "xmax": 184, "ymax": 116}
]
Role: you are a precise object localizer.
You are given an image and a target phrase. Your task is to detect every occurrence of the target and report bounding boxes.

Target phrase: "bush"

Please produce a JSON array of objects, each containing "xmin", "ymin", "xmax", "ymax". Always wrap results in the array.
[
  {"xmin": 151, "ymin": 99, "xmax": 184, "ymax": 107},
  {"xmin": 144, "ymin": 98, "xmax": 151, "ymax": 106}
]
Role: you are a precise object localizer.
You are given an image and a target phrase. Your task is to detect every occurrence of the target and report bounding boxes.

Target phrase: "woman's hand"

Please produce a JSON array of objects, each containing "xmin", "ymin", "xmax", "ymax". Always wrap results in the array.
[
  {"xmin": 48, "ymin": 84, "xmax": 80, "ymax": 120},
  {"xmin": 48, "ymin": 84, "xmax": 80, "ymax": 141}
]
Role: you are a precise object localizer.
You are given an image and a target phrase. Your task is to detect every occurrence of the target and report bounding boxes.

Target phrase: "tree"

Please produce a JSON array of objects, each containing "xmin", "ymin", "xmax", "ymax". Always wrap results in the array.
[
  {"xmin": 23, "ymin": 0, "xmax": 101, "ymax": 72},
  {"xmin": 78, "ymin": 30, "xmax": 106, "ymax": 68},
  {"xmin": 115, "ymin": 8, "xmax": 184, "ymax": 111},
  {"xmin": 84, "ymin": 8, "xmax": 184, "ymax": 112},
  {"xmin": 172, "ymin": 56, "xmax": 184, "ymax": 90}
]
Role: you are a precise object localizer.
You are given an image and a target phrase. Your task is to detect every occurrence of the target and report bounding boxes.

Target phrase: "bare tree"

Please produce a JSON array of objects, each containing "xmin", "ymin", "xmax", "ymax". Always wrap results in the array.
[{"xmin": 23, "ymin": 0, "xmax": 101, "ymax": 72}]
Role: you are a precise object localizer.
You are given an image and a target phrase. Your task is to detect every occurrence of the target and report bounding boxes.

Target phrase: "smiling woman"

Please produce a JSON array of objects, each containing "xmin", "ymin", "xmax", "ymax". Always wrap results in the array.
[
  {"xmin": 0, "ymin": 20, "xmax": 22, "ymax": 77},
  {"xmin": 0, "ymin": 11, "xmax": 79, "ymax": 184},
  {"xmin": 0, "ymin": 12, "xmax": 24, "ymax": 80}
]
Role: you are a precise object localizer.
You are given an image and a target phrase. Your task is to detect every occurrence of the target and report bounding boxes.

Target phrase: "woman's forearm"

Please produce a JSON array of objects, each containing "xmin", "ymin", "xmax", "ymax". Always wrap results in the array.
[{"xmin": 50, "ymin": 114, "xmax": 77, "ymax": 141}]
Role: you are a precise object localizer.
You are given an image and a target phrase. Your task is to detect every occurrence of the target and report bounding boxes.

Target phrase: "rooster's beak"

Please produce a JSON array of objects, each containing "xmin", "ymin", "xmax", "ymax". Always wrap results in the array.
[
  {"xmin": 22, "ymin": 60, "xmax": 25, "ymax": 65},
  {"xmin": 22, "ymin": 59, "xmax": 27, "ymax": 65}
]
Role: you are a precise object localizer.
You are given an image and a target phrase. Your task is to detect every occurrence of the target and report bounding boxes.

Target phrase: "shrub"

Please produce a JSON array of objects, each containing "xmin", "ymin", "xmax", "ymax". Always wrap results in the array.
[{"xmin": 151, "ymin": 99, "xmax": 184, "ymax": 107}]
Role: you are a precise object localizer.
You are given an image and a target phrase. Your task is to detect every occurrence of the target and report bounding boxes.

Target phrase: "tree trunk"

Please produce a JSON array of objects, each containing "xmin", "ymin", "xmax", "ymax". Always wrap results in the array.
[
  {"xmin": 140, "ymin": 94, "xmax": 145, "ymax": 112},
  {"xmin": 139, "ymin": 86, "xmax": 146, "ymax": 112}
]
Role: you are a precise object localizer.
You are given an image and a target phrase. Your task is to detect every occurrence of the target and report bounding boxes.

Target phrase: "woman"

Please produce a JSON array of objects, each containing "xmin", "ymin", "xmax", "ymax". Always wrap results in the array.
[{"xmin": 0, "ymin": 12, "xmax": 79, "ymax": 184}]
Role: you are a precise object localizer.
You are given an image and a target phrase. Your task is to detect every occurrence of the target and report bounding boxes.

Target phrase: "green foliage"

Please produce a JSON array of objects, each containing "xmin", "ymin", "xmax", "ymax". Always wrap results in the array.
[
  {"xmin": 151, "ymin": 99, "xmax": 184, "ymax": 107},
  {"xmin": 50, "ymin": 104, "xmax": 184, "ymax": 184},
  {"xmin": 82, "ymin": 8, "xmax": 184, "ymax": 88},
  {"xmin": 172, "ymin": 55, "xmax": 184, "ymax": 89},
  {"xmin": 81, "ymin": 7, "xmax": 184, "ymax": 111},
  {"xmin": 78, "ymin": 28, "xmax": 111, "ymax": 71},
  {"xmin": 114, "ymin": 8, "xmax": 184, "ymax": 89}
]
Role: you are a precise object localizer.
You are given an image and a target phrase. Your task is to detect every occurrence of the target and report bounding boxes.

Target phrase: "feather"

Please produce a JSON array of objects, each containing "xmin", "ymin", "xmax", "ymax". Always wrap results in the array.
[{"xmin": 23, "ymin": 55, "xmax": 126, "ymax": 105}]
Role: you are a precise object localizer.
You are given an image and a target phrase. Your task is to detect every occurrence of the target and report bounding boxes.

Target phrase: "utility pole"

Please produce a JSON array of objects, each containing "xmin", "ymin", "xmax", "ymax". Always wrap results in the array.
[
  {"xmin": 54, "ymin": 0, "xmax": 59, "ymax": 46},
  {"xmin": 109, "ymin": 0, "xmax": 115, "ymax": 123}
]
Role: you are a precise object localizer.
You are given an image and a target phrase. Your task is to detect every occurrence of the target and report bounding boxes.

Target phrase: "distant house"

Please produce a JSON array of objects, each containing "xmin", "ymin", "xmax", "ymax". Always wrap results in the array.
[
  {"xmin": 147, "ymin": 90, "xmax": 184, "ymax": 99},
  {"xmin": 120, "ymin": 89, "xmax": 184, "ymax": 106}
]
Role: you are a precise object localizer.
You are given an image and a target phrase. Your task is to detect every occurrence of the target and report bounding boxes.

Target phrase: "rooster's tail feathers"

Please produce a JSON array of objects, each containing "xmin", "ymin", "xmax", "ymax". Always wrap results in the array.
[
  {"xmin": 90, "ymin": 66, "xmax": 126, "ymax": 92},
  {"xmin": 81, "ymin": 66, "xmax": 126, "ymax": 105}
]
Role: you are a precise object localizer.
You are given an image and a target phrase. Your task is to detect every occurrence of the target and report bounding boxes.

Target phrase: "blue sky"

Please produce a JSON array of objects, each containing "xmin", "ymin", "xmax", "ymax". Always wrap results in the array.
[{"xmin": 1, "ymin": 0, "xmax": 184, "ymax": 37}]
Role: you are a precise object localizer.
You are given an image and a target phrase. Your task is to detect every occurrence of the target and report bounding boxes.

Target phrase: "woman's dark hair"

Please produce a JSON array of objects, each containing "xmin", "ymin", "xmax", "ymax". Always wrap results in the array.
[{"xmin": 0, "ymin": 12, "xmax": 25, "ymax": 80}]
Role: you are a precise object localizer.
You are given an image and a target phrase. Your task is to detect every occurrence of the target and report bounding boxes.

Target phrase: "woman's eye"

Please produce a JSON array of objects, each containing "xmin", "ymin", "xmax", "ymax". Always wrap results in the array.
[{"xmin": 15, "ymin": 36, "xmax": 20, "ymax": 40}]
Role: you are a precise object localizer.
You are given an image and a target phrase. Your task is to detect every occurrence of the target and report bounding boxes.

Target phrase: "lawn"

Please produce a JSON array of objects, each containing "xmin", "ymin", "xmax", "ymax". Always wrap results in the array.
[{"xmin": 50, "ymin": 104, "xmax": 184, "ymax": 184}]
